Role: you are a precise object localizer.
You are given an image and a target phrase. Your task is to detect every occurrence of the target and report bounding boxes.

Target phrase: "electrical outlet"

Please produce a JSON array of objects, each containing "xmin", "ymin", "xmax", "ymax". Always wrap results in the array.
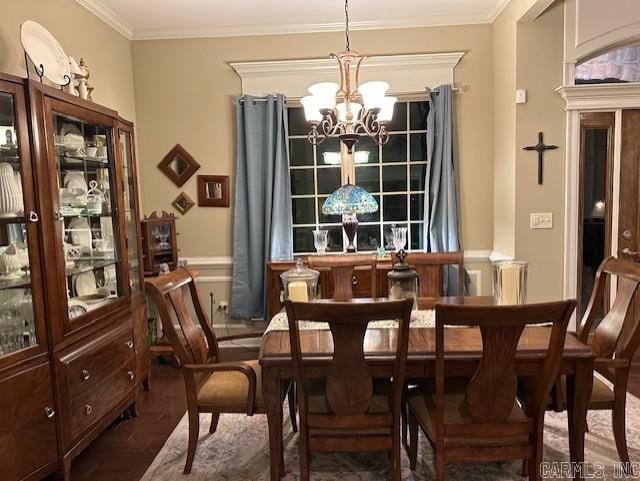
[
  {"xmin": 530, "ymin": 212, "xmax": 553, "ymax": 229},
  {"xmin": 516, "ymin": 89, "xmax": 527, "ymax": 104},
  {"xmin": 218, "ymin": 301, "xmax": 229, "ymax": 312}
]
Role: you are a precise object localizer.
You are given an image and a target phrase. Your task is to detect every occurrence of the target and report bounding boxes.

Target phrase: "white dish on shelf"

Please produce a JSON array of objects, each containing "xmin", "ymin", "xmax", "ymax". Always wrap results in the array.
[
  {"xmin": 73, "ymin": 271, "xmax": 96, "ymax": 297},
  {"xmin": 104, "ymin": 265, "xmax": 116, "ymax": 286},
  {"xmin": 20, "ymin": 21, "xmax": 70, "ymax": 86},
  {"xmin": 75, "ymin": 288, "xmax": 110, "ymax": 305},
  {"xmin": 68, "ymin": 218, "xmax": 92, "ymax": 251},
  {"xmin": 63, "ymin": 172, "xmax": 88, "ymax": 195},
  {"xmin": 68, "ymin": 299, "xmax": 89, "ymax": 319}
]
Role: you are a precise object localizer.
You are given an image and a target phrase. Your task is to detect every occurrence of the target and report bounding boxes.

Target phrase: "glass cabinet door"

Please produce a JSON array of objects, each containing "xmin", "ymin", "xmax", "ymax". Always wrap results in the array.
[
  {"xmin": 53, "ymin": 112, "xmax": 124, "ymax": 320},
  {"xmin": 0, "ymin": 89, "xmax": 43, "ymax": 358},
  {"xmin": 119, "ymin": 128, "xmax": 142, "ymax": 294}
]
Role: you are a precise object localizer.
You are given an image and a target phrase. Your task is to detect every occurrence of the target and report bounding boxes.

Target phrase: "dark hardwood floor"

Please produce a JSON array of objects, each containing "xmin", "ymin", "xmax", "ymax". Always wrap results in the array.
[
  {"xmin": 43, "ymin": 355, "xmax": 640, "ymax": 481},
  {"xmin": 70, "ymin": 360, "xmax": 187, "ymax": 481}
]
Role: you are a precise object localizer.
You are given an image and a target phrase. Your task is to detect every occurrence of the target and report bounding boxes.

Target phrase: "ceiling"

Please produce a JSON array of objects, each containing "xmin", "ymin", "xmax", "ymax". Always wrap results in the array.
[{"xmin": 76, "ymin": 0, "xmax": 511, "ymax": 40}]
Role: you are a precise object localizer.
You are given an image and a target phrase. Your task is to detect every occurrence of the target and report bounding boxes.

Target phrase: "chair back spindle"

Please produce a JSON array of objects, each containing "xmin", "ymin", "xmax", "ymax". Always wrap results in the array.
[
  {"xmin": 578, "ymin": 257, "xmax": 640, "ymax": 361},
  {"xmin": 436, "ymin": 301, "xmax": 575, "ymax": 432},
  {"xmin": 308, "ymin": 254, "xmax": 377, "ymax": 300}
]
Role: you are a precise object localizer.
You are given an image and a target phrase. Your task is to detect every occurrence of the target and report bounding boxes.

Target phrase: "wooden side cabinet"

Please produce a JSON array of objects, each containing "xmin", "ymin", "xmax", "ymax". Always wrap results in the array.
[
  {"xmin": 0, "ymin": 362, "xmax": 59, "ymax": 481},
  {"xmin": 140, "ymin": 210, "xmax": 178, "ymax": 276}
]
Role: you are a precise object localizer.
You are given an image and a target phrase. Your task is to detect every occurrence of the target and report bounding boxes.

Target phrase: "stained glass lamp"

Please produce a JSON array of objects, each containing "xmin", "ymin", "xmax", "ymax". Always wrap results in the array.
[{"xmin": 322, "ymin": 183, "xmax": 378, "ymax": 253}]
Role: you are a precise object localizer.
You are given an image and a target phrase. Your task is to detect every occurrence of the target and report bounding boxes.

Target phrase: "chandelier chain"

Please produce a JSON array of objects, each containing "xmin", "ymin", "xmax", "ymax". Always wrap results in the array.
[{"xmin": 344, "ymin": 0, "xmax": 350, "ymax": 51}]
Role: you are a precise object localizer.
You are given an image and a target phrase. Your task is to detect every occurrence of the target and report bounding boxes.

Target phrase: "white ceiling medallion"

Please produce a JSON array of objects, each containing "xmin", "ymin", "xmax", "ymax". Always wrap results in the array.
[{"xmin": 75, "ymin": 0, "xmax": 511, "ymax": 41}]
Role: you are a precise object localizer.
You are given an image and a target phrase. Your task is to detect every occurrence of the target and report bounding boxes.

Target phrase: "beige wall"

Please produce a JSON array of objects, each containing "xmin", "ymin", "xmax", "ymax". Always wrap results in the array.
[
  {"xmin": 491, "ymin": 1, "xmax": 519, "ymax": 259},
  {"xmin": 132, "ymin": 25, "xmax": 496, "ymax": 306},
  {"xmin": 0, "ymin": 0, "xmax": 136, "ymax": 121},
  {"xmin": 515, "ymin": 2, "xmax": 566, "ymax": 302},
  {"xmin": 132, "ymin": 25, "xmax": 495, "ymax": 252}
]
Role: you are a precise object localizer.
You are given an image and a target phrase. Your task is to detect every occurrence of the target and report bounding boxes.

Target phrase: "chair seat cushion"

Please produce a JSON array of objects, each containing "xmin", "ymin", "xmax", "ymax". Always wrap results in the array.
[
  {"xmin": 519, "ymin": 374, "xmax": 614, "ymax": 407},
  {"xmin": 561, "ymin": 375, "xmax": 614, "ymax": 404},
  {"xmin": 197, "ymin": 360, "xmax": 264, "ymax": 410},
  {"xmin": 408, "ymin": 392, "xmax": 530, "ymax": 448}
]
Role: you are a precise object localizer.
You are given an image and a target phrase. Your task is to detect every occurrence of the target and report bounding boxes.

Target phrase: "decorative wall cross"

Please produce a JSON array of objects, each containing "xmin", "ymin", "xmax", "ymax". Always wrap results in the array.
[{"xmin": 523, "ymin": 132, "xmax": 558, "ymax": 185}]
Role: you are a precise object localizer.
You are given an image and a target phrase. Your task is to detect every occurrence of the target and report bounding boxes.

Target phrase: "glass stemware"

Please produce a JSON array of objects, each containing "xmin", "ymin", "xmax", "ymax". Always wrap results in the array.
[
  {"xmin": 154, "ymin": 224, "xmax": 170, "ymax": 250},
  {"xmin": 391, "ymin": 226, "xmax": 408, "ymax": 252},
  {"xmin": 313, "ymin": 229, "xmax": 328, "ymax": 255}
]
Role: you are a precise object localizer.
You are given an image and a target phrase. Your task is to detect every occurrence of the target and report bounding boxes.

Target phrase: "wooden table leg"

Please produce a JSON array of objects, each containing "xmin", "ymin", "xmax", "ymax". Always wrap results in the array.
[
  {"xmin": 566, "ymin": 358, "xmax": 594, "ymax": 481},
  {"xmin": 263, "ymin": 365, "xmax": 284, "ymax": 480}
]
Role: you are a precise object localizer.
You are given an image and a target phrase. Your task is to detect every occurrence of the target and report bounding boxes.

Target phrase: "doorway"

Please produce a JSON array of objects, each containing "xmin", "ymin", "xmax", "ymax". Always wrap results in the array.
[{"xmin": 577, "ymin": 110, "xmax": 640, "ymax": 330}]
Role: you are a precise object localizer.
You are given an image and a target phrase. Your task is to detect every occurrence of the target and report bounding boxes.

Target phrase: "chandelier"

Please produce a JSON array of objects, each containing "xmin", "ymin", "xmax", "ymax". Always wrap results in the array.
[{"xmin": 301, "ymin": 0, "xmax": 396, "ymax": 154}]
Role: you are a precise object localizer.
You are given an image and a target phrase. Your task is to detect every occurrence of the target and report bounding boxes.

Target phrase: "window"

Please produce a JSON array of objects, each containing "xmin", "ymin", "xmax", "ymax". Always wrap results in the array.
[
  {"xmin": 575, "ymin": 42, "xmax": 640, "ymax": 84},
  {"xmin": 288, "ymin": 99, "xmax": 429, "ymax": 254}
]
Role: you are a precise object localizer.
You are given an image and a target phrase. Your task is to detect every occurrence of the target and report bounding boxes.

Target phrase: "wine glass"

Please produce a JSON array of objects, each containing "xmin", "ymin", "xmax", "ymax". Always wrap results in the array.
[
  {"xmin": 313, "ymin": 229, "xmax": 328, "ymax": 255},
  {"xmin": 154, "ymin": 224, "xmax": 170, "ymax": 249},
  {"xmin": 391, "ymin": 226, "xmax": 408, "ymax": 252}
]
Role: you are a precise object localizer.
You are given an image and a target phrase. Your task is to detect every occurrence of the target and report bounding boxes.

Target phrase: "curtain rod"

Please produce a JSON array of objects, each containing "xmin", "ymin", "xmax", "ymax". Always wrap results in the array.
[{"xmin": 234, "ymin": 87, "xmax": 461, "ymax": 104}]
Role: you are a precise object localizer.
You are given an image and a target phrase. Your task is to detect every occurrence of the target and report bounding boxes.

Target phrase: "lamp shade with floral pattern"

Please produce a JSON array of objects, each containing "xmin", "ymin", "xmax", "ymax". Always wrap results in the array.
[{"xmin": 321, "ymin": 183, "xmax": 378, "ymax": 215}]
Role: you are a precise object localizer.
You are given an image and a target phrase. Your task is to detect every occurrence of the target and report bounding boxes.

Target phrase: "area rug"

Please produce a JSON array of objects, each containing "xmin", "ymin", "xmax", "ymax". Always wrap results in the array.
[{"xmin": 140, "ymin": 392, "xmax": 640, "ymax": 481}]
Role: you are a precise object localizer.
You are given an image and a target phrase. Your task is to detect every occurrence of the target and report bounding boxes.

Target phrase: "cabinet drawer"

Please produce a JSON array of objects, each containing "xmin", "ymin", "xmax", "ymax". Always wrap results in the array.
[
  {"xmin": 58, "ymin": 323, "xmax": 136, "ymax": 441},
  {"xmin": 352, "ymin": 269, "xmax": 373, "ymax": 296},
  {"xmin": 325, "ymin": 269, "xmax": 373, "ymax": 298},
  {"xmin": 0, "ymin": 363, "xmax": 58, "ymax": 481}
]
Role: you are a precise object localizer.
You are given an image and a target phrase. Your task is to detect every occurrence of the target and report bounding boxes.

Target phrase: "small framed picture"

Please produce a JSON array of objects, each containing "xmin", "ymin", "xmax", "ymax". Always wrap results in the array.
[
  {"xmin": 172, "ymin": 192, "xmax": 195, "ymax": 215},
  {"xmin": 197, "ymin": 175, "xmax": 230, "ymax": 207}
]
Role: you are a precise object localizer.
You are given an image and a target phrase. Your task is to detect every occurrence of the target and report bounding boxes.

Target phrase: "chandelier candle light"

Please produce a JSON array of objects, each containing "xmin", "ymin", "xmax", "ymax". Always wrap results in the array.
[{"xmin": 301, "ymin": 0, "xmax": 396, "ymax": 154}]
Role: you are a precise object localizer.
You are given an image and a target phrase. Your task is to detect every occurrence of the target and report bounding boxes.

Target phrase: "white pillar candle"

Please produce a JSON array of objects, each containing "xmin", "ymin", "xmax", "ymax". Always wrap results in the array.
[
  {"xmin": 288, "ymin": 281, "xmax": 309, "ymax": 302},
  {"xmin": 500, "ymin": 264, "xmax": 520, "ymax": 305}
]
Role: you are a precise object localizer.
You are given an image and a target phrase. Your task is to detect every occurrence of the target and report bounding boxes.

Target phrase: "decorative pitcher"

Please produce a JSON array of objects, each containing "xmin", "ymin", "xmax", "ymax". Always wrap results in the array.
[{"xmin": 0, "ymin": 163, "xmax": 23, "ymax": 217}]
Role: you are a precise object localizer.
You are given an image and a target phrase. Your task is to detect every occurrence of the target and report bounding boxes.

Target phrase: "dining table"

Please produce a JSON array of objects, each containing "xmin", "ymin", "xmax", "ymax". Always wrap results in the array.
[{"xmin": 258, "ymin": 296, "xmax": 595, "ymax": 481}]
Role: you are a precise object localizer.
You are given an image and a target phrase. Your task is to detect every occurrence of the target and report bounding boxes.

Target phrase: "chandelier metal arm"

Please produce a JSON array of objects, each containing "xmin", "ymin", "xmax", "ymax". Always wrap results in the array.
[
  {"xmin": 354, "ymin": 54, "xmax": 366, "ymax": 94},
  {"xmin": 304, "ymin": 0, "xmax": 394, "ymax": 152}
]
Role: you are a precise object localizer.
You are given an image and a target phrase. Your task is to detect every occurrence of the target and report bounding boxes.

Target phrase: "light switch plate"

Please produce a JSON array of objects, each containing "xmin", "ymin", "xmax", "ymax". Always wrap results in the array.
[
  {"xmin": 530, "ymin": 212, "xmax": 553, "ymax": 229},
  {"xmin": 516, "ymin": 89, "xmax": 527, "ymax": 104}
]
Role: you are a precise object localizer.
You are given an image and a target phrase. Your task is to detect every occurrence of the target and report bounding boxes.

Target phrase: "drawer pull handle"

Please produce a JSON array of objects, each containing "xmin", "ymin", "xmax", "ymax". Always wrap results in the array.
[
  {"xmin": 127, "ymin": 371, "xmax": 135, "ymax": 381},
  {"xmin": 81, "ymin": 369, "xmax": 90, "ymax": 381},
  {"xmin": 85, "ymin": 404, "xmax": 93, "ymax": 415},
  {"xmin": 44, "ymin": 406, "xmax": 55, "ymax": 419},
  {"xmin": 352, "ymin": 275, "xmax": 358, "ymax": 286},
  {"xmin": 126, "ymin": 340, "xmax": 134, "ymax": 349}
]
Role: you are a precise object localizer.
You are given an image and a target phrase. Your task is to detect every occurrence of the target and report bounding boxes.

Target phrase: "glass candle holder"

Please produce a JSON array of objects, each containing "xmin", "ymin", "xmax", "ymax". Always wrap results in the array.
[{"xmin": 492, "ymin": 261, "xmax": 528, "ymax": 305}]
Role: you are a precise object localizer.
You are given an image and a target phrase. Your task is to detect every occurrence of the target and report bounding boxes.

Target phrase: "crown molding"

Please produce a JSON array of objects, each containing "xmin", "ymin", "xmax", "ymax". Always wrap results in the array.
[
  {"xmin": 132, "ymin": 15, "xmax": 492, "ymax": 40},
  {"xmin": 556, "ymin": 82, "xmax": 640, "ymax": 110},
  {"xmin": 230, "ymin": 52, "xmax": 465, "ymax": 96},
  {"xmin": 487, "ymin": 0, "xmax": 513, "ymax": 21},
  {"xmin": 231, "ymin": 52, "xmax": 465, "ymax": 79},
  {"xmin": 75, "ymin": 0, "xmax": 133, "ymax": 39},
  {"xmin": 77, "ymin": 0, "xmax": 509, "ymax": 41}
]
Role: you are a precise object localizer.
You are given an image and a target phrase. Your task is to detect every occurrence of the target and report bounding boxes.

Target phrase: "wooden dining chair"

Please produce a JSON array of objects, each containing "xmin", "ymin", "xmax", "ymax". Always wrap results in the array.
[
  {"xmin": 145, "ymin": 267, "xmax": 294, "ymax": 474},
  {"xmin": 308, "ymin": 254, "xmax": 377, "ymax": 300},
  {"xmin": 526, "ymin": 256, "xmax": 640, "ymax": 463},
  {"xmin": 390, "ymin": 251, "xmax": 465, "ymax": 297},
  {"xmin": 285, "ymin": 298, "xmax": 414, "ymax": 481},
  {"xmin": 406, "ymin": 300, "xmax": 576, "ymax": 481}
]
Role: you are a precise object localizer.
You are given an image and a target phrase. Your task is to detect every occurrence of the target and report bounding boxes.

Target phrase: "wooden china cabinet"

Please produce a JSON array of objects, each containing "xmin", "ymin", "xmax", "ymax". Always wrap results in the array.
[{"xmin": 0, "ymin": 73, "xmax": 147, "ymax": 481}]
